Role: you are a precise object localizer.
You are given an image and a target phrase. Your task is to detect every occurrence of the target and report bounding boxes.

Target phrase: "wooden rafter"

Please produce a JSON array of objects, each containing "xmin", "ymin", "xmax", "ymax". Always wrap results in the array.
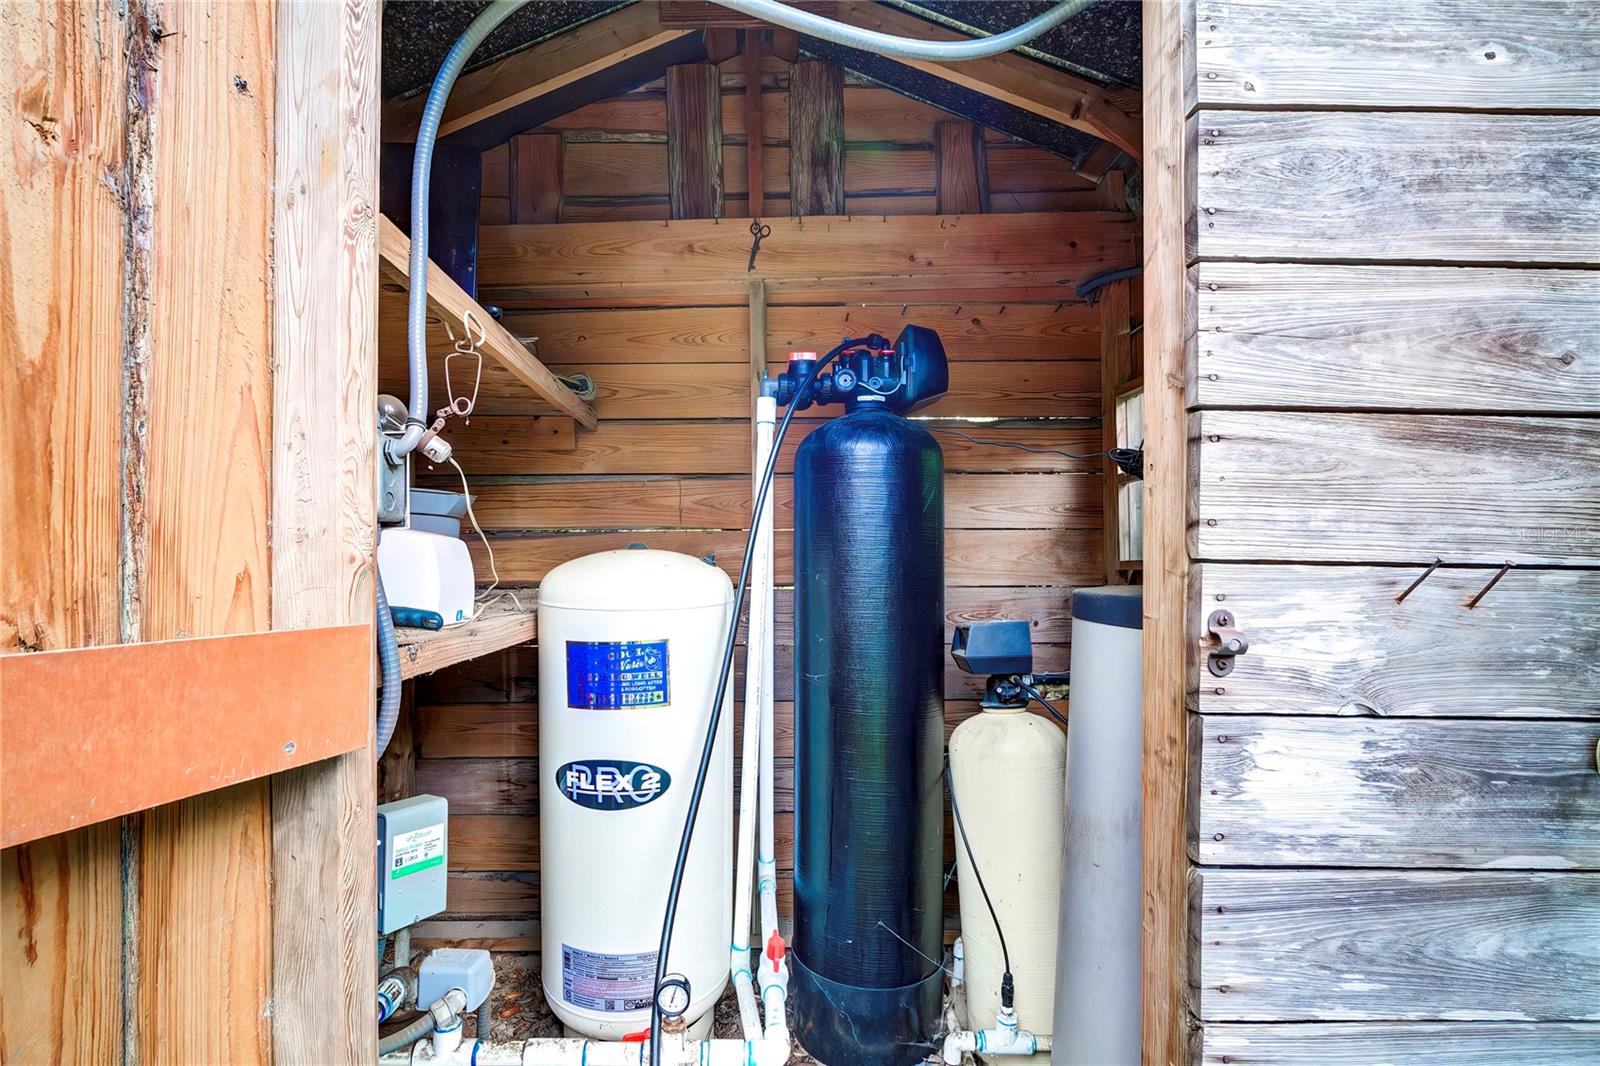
[
  {"xmin": 382, "ymin": 3, "xmax": 694, "ymax": 141},
  {"xmin": 810, "ymin": 3, "xmax": 1142, "ymax": 159}
]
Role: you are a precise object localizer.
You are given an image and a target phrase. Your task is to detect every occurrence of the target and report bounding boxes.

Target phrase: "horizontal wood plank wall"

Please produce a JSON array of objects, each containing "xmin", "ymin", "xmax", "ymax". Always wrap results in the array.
[
  {"xmin": 399, "ymin": 67, "xmax": 1120, "ymax": 953},
  {"xmin": 1185, "ymin": 3, "xmax": 1600, "ymax": 1061}
]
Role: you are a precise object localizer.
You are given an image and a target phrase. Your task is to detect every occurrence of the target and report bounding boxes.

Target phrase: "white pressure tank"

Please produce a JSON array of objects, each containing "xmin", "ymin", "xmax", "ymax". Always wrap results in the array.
[
  {"xmin": 538, "ymin": 548, "xmax": 734, "ymax": 1039},
  {"xmin": 949, "ymin": 702, "xmax": 1067, "ymax": 1046},
  {"xmin": 1052, "ymin": 586, "xmax": 1143, "ymax": 1066}
]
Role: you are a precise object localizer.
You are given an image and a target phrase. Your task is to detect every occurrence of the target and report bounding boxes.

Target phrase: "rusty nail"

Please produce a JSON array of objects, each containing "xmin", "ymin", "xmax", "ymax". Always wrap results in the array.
[
  {"xmin": 1395, "ymin": 557, "xmax": 1443, "ymax": 603},
  {"xmin": 1466, "ymin": 561, "xmax": 1514, "ymax": 609}
]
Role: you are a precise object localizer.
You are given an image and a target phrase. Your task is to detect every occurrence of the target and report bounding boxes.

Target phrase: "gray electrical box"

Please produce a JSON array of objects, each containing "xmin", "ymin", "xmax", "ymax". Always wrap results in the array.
[{"xmin": 378, "ymin": 794, "xmax": 449, "ymax": 935}]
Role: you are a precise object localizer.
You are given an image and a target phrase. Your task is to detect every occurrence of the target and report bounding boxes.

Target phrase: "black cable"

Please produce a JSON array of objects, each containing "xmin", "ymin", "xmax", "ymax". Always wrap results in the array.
[
  {"xmin": 1020, "ymin": 682, "xmax": 1070, "ymax": 730},
  {"xmin": 946, "ymin": 756, "xmax": 1011, "ymax": 991},
  {"xmin": 926, "ymin": 426, "xmax": 1144, "ymax": 476},
  {"xmin": 647, "ymin": 338, "xmax": 861, "ymax": 1066}
]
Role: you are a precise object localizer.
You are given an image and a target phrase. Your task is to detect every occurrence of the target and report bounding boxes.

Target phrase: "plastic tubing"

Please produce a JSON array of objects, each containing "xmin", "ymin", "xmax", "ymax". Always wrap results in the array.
[
  {"xmin": 375, "ymin": 573, "xmax": 403, "ymax": 757},
  {"xmin": 706, "ymin": 0, "xmax": 1099, "ymax": 61},
  {"xmin": 649, "ymin": 341, "xmax": 856, "ymax": 1066},
  {"xmin": 392, "ymin": 0, "xmax": 528, "ymax": 460}
]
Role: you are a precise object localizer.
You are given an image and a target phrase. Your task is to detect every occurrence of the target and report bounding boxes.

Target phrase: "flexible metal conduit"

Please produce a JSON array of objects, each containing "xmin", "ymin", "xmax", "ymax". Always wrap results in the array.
[
  {"xmin": 392, "ymin": 0, "xmax": 528, "ymax": 461},
  {"xmin": 707, "ymin": 0, "xmax": 1099, "ymax": 61},
  {"xmin": 375, "ymin": 573, "xmax": 403, "ymax": 757}
]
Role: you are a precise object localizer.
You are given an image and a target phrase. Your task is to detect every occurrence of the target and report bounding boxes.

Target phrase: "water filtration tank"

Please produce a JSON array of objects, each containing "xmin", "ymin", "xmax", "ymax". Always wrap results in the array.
[
  {"xmin": 537, "ymin": 549, "xmax": 734, "ymax": 1039},
  {"xmin": 950, "ymin": 704, "xmax": 1067, "ymax": 1040},
  {"xmin": 791, "ymin": 403, "xmax": 946, "ymax": 1066},
  {"xmin": 1052, "ymin": 586, "xmax": 1143, "ymax": 1066}
]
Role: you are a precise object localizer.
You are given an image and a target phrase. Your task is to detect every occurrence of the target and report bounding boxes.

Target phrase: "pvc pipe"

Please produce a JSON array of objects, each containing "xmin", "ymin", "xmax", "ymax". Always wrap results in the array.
[
  {"xmin": 391, "ymin": 0, "xmax": 528, "ymax": 460},
  {"xmin": 751, "ymin": 397, "xmax": 788, "ymax": 1012},
  {"xmin": 729, "ymin": 398, "xmax": 771, "ymax": 1039},
  {"xmin": 941, "ymin": 960, "xmax": 1049, "ymax": 1064},
  {"xmin": 706, "ymin": 0, "xmax": 1099, "ymax": 62},
  {"xmin": 378, "ymin": 1034, "xmax": 793, "ymax": 1066}
]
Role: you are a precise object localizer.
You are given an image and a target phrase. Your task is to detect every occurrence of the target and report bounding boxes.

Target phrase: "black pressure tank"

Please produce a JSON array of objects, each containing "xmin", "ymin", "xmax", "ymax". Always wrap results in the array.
[{"xmin": 790, "ymin": 399, "xmax": 946, "ymax": 1066}]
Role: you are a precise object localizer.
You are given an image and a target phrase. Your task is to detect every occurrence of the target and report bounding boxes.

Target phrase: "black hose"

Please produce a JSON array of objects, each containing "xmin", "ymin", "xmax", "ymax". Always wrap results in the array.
[
  {"xmin": 647, "ymin": 339, "xmax": 861, "ymax": 1066},
  {"xmin": 1021, "ymin": 682, "xmax": 1069, "ymax": 730}
]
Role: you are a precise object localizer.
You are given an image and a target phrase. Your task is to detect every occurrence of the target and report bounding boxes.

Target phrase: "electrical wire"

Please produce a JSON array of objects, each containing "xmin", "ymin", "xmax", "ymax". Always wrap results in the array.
[
  {"xmin": 647, "ymin": 338, "xmax": 862, "ymax": 1066},
  {"xmin": 947, "ymin": 756, "xmax": 1012, "ymax": 982},
  {"xmin": 445, "ymin": 455, "xmax": 525, "ymax": 619},
  {"xmin": 1020, "ymin": 682, "xmax": 1070, "ymax": 730}
]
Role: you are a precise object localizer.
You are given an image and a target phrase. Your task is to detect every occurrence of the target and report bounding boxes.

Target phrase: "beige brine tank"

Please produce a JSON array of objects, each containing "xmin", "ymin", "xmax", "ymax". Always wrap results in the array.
[
  {"xmin": 949, "ymin": 702, "xmax": 1067, "ymax": 1048},
  {"xmin": 537, "ymin": 548, "xmax": 734, "ymax": 1039}
]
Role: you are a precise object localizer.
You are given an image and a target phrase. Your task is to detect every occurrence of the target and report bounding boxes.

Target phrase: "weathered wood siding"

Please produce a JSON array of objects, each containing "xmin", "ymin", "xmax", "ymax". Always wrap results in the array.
[
  {"xmin": 3, "ymin": 2, "xmax": 378, "ymax": 1060},
  {"xmin": 388, "ymin": 61, "xmax": 1128, "ymax": 953},
  {"xmin": 1176, "ymin": 2, "xmax": 1600, "ymax": 1060}
]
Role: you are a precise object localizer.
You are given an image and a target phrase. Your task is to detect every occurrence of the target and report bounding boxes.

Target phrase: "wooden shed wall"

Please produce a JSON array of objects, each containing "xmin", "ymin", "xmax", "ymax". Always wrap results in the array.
[
  {"xmin": 2, "ymin": 3, "xmax": 378, "ymax": 1061},
  {"xmin": 383, "ymin": 57, "xmax": 1136, "ymax": 953},
  {"xmin": 1166, "ymin": 2, "xmax": 1600, "ymax": 1061}
]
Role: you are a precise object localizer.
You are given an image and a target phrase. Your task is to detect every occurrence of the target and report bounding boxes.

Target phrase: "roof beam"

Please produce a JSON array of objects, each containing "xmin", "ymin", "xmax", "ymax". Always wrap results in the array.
[
  {"xmin": 806, "ymin": 3, "xmax": 1141, "ymax": 159},
  {"xmin": 382, "ymin": 4, "xmax": 694, "ymax": 141}
]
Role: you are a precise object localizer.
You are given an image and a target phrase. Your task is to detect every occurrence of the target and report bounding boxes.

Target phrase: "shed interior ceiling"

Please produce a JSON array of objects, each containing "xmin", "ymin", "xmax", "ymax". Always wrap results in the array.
[{"xmin": 381, "ymin": 0, "xmax": 1141, "ymax": 161}]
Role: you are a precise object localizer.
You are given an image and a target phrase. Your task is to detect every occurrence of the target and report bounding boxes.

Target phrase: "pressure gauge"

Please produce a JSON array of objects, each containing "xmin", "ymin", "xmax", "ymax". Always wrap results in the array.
[{"xmin": 655, "ymin": 974, "xmax": 692, "ymax": 1020}]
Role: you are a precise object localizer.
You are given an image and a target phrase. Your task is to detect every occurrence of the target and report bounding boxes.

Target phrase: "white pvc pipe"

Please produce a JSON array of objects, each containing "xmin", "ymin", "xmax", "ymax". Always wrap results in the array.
[
  {"xmin": 707, "ymin": 0, "xmax": 1098, "ymax": 62},
  {"xmin": 752, "ymin": 397, "xmax": 788, "ymax": 1013},
  {"xmin": 730, "ymin": 396, "xmax": 778, "ymax": 1039},
  {"xmin": 379, "ymin": 1034, "xmax": 792, "ymax": 1066}
]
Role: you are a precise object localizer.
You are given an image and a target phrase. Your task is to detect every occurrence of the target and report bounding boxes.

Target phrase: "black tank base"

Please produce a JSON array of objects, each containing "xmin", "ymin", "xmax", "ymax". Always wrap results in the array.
[{"xmin": 789, "ymin": 950, "xmax": 944, "ymax": 1066}]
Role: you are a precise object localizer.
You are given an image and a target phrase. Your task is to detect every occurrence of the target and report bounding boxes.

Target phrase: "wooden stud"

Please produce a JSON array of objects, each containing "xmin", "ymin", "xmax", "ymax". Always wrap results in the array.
[
  {"xmin": 742, "ymin": 32, "xmax": 766, "ymax": 219},
  {"xmin": 1140, "ymin": 0, "xmax": 1196, "ymax": 1061},
  {"xmin": 788, "ymin": 61, "xmax": 845, "ymax": 216},
  {"xmin": 269, "ymin": 0, "xmax": 381, "ymax": 1061},
  {"xmin": 702, "ymin": 25, "xmax": 739, "ymax": 63},
  {"xmin": 136, "ymin": 3, "xmax": 278, "ymax": 1058},
  {"xmin": 934, "ymin": 120, "xmax": 990, "ymax": 215},
  {"xmin": 1099, "ymin": 277, "xmax": 1133, "ymax": 583},
  {"xmin": 665, "ymin": 64, "xmax": 724, "ymax": 219},
  {"xmin": 508, "ymin": 133, "xmax": 563, "ymax": 224},
  {"xmin": 769, "ymin": 27, "xmax": 799, "ymax": 63}
]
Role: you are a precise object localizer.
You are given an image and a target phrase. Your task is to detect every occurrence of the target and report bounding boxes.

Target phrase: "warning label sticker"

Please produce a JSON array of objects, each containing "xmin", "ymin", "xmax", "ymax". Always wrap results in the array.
[
  {"xmin": 561, "ymin": 945, "xmax": 657, "ymax": 1012},
  {"xmin": 565, "ymin": 639, "xmax": 670, "ymax": 709},
  {"xmin": 389, "ymin": 823, "xmax": 445, "ymax": 880}
]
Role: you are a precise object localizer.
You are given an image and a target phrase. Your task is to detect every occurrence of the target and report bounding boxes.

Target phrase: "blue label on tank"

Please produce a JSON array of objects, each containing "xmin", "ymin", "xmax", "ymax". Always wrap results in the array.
[
  {"xmin": 565, "ymin": 639, "xmax": 669, "ymax": 709},
  {"xmin": 556, "ymin": 760, "xmax": 671, "ymax": 811}
]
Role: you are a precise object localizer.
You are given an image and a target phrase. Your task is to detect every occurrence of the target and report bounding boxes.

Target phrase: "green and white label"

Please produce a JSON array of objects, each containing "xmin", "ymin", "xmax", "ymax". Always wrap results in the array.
[{"xmin": 390, "ymin": 823, "xmax": 445, "ymax": 880}]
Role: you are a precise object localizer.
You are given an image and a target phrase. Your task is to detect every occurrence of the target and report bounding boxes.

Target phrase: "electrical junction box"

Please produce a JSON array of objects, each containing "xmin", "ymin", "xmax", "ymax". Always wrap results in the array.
[
  {"xmin": 419, "ymin": 948, "xmax": 495, "ymax": 1012},
  {"xmin": 378, "ymin": 794, "xmax": 448, "ymax": 935}
]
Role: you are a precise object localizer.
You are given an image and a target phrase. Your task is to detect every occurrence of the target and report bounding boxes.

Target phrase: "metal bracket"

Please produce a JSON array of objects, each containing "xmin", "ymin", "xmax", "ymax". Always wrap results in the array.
[{"xmin": 1206, "ymin": 609, "xmax": 1249, "ymax": 677}]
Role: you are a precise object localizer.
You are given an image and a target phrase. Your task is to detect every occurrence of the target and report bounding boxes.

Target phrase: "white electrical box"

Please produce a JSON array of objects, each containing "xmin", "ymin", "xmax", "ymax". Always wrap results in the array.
[{"xmin": 378, "ymin": 794, "xmax": 449, "ymax": 935}]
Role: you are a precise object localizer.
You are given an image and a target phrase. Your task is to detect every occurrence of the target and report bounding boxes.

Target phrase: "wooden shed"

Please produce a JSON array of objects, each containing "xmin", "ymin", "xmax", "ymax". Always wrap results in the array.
[{"xmin": 3, "ymin": 1, "xmax": 1596, "ymax": 1063}]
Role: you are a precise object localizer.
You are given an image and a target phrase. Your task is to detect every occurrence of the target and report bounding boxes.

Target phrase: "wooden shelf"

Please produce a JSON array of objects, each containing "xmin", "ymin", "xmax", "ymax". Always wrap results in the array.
[
  {"xmin": 396, "ymin": 596, "xmax": 538, "ymax": 680},
  {"xmin": 377, "ymin": 215, "xmax": 597, "ymax": 428}
]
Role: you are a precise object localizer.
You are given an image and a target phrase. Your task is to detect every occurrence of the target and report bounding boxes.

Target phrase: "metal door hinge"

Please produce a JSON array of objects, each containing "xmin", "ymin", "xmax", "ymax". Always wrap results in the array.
[{"xmin": 1206, "ymin": 610, "xmax": 1249, "ymax": 677}]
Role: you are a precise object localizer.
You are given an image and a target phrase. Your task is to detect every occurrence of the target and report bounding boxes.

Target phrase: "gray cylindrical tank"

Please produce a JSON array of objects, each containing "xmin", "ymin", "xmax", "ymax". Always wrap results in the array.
[{"xmin": 1053, "ymin": 586, "xmax": 1143, "ymax": 1065}]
